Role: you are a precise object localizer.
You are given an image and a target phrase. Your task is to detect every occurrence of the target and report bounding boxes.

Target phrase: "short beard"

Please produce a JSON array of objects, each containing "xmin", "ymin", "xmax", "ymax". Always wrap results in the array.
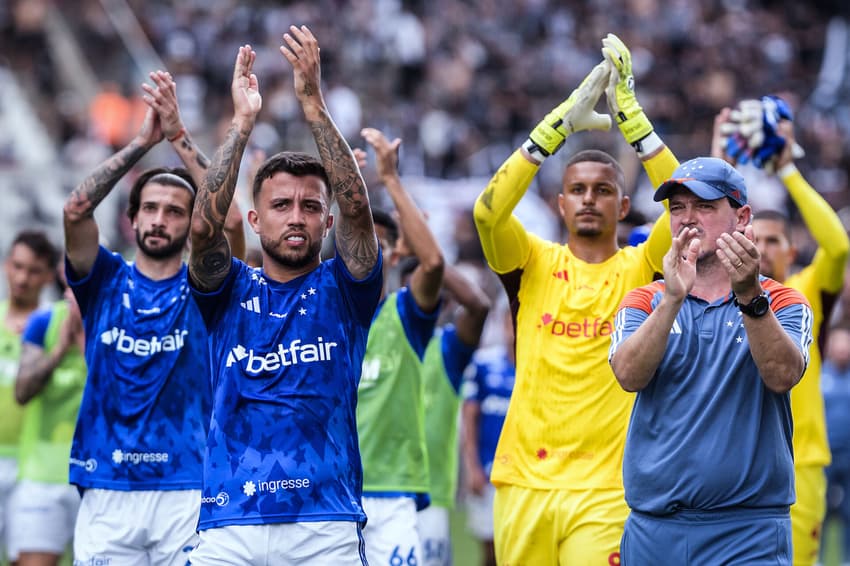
[
  {"xmin": 259, "ymin": 234, "xmax": 322, "ymax": 270},
  {"xmin": 136, "ymin": 230, "xmax": 188, "ymax": 260},
  {"xmin": 575, "ymin": 226, "xmax": 602, "ymax": 237}
]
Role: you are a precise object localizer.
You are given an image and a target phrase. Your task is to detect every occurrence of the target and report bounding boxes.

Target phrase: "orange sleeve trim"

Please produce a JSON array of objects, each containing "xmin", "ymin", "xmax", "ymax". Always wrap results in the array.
[
  {"xmin": 763, "ymin": 279, "xmax": 811, "ymax": 312},
  {"xmin": 618, "ymin": 282, "xmax": 664, "ymax": 314}
]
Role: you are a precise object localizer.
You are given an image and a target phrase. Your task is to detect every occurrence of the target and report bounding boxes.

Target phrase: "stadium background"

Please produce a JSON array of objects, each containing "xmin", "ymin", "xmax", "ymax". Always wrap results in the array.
[{"xmin": 3, "ymin": 0, "xmax": 850, "ymax": 563}]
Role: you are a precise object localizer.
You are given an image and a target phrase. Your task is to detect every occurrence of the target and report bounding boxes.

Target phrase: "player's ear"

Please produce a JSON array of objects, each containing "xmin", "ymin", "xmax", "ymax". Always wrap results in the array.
[
  {"xmin": 324, "ymin": 214, "xmax": 334, "ymax": 239},
  {"xmin": 247, "ymin": 209, "xmax": 261, "ymax": 235},
  {"xmin": 619, "ymin": 194, "xmax": 631, "ymax": 221}
]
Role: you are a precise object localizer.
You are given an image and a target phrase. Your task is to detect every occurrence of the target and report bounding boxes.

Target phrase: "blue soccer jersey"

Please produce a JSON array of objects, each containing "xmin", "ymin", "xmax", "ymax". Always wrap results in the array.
[
  {"xmin": 191, "ymin": 257, "xmax": 382, "ymax": 529},
  {"xmin": 462, "ymin": 346, "xmax": 515, "ymax": 475},
  {"xmin": 610, "ymin": 277, "xmax": 813, "ymax": 515},
  {"xmin": 67, "ymin": 246, "xmax": 211, "ymax": 490}
]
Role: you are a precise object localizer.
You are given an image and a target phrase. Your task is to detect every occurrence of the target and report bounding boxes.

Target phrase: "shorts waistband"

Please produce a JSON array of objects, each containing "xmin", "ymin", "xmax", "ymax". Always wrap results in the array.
[{"xmin": 633, "ymin": 506, "xmax": 790, "ymax": 523}]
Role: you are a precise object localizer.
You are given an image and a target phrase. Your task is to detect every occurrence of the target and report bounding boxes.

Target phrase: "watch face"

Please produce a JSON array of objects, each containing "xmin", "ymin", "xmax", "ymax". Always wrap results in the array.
[
  {"xmin": 739, "ymin": 294, "xmax": 769, "ymax": 317},
  {"xmin": 752, "ymin": 295, "xmax": 769, "ymax": 316}
]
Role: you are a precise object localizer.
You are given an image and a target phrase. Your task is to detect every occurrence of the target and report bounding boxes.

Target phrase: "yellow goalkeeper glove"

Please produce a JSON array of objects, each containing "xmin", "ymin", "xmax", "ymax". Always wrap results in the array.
[
  {"xmin": 523, "ymin": 62, "xmax": 611, "ymax": 162},
  {"xmin": 602, "ymin": 33, "xmax": 653, "ymax": 148}
]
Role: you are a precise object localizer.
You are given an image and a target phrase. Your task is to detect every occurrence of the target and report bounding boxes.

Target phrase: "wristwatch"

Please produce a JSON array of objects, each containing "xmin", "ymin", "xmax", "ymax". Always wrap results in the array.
[{"xmin": 735, "ymin": 293, "xmax": 769, "ymax": 318}]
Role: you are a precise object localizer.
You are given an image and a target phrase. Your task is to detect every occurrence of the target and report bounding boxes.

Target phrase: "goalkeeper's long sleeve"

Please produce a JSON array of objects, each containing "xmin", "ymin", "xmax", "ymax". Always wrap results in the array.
[
  {"xmin": 638, "ymin": 146, "xmax": 677, "ymax": 273},
  {"xmin": 782, "ymin": 166, "xmax": 849, "ymax": 294},
  {"xmin": 473, "ymin": 150, "xmax": 536, "ymax": 274}
]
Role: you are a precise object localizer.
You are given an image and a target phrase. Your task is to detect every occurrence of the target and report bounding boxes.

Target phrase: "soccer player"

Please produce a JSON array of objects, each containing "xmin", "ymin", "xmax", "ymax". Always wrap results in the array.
[
  {"xmin": 461, "ymin": 307, "xmax": 515, "ymax": 566},
  {"xmin": 11, "ymin": 267, "xmax": 86, "ymax": 566},
  {"xmin": 186, "ymin": 30, "xmax": 381, "ymax": 563},
  {"xmin": 355, "ymin": 126, "xmax": 444, "ymax": 565},
  {"xmin": 418, "ymin": 265, "xmax": 491, "ymax": 566},
  {"xmin": 63, "ymin": 72, "xmax": 242, "ymax": 563},
  {"xmin": 715, "ymin": 108, "xmax": 849, "ymax": 565},
  {"xmin": 472, "ymin": 34, "xmax": 675, "ymax": 563},
  {"xmin": 0, "ymin": 231, "xmax": 58, "ymax": 563},
  {"xmin": 609, "ymin": 157, "xmax": 813, "ymax": 564}
]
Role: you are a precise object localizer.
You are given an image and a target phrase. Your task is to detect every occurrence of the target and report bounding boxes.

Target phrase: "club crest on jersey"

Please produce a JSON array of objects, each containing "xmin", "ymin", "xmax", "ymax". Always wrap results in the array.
[{"xmin": 226, "ymin": 338, "xmax": 338, "ymax": 374}]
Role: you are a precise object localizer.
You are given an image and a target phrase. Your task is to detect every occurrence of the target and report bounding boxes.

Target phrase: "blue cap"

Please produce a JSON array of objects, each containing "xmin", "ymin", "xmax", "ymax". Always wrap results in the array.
[{"xmin": 654, "ymin": 157, "xmax": 747, "ymax": 206}]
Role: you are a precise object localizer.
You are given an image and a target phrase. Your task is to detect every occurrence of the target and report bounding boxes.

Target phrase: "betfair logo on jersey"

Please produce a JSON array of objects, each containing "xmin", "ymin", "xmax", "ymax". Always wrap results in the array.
[
  {"xmin": 537, "ymin": 313, "xmax": 613, "ymax": 337},
  {"xmin": 100, "ymin": 327, "xmax": 188, "ymax": 356},
  {"xmin": 226, "ymin": 338, "xmax": 338, "ymax": 374}
]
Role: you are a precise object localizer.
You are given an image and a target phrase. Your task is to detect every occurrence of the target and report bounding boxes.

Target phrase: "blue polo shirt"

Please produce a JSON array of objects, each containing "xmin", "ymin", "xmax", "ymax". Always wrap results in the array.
[{"xmin": 610, "ymin": 276, "xmax": 812, "ymax": 515}]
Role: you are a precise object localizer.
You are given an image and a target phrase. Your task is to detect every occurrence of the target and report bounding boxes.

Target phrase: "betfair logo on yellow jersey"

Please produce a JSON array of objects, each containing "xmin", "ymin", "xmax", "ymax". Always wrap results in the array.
[{"xmin": 538, "ymin": 313, "xmax": 613, "ymax": 338}]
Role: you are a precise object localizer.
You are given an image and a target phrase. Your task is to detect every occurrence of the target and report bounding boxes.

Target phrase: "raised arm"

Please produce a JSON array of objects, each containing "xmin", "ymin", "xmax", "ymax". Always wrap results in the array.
[
  {"xmin": 475, "ymin": 61, "xmax": 610, "ymax": 273},
  {"xmin": 602, "ymin": 33, "xmax": 673, "ymax": 270},
  {"xmin": 64, "ymin": 106, "xmax": 162, "ymax": 277},
  {"xmin": 281, "ymin": 25, "xmax": 378, "ymax": 280},
  {"xmin": 189, "ymin": 45, "xmax": 261, "ymax": 292},
  {"xmin": 442, "ymin": 265, "xmax": 491, "ymax": 347},
  {"xmin": 144, "ymin": 70, "xmax": 247, "ymax": 262},
  {"xmin": 362, "ymin": 127, "xmax": 444, "ymax": 311},
  {"xmin": 775, "ymin": 122, "xmax": 850, "ymax": 293}
]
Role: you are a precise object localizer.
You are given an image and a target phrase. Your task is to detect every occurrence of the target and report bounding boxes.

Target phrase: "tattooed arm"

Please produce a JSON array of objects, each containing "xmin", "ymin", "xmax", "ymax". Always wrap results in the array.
[
  {"xmin": 143, "ymin": 71, "xmax": 247, "ymax": 262},
  {"xmin": 189, "ymin": 45, "xmax": 261, "ymax": 292},
  {"xmin": 142, "ymin": 70, "xmax": 211, "ymax": 185},
  {"xmin": 281, "ymin": 25, "xmax": 379, "ymax": 280},
  {"xmin": 63, "ymin": 106, "xmax": 163, "ymax": 277}
]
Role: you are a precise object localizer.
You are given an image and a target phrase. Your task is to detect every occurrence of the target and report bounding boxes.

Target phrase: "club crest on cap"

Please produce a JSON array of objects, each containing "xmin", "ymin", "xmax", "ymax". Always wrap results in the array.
[{"xmin": 654, "ymin": 157, "xmax": 747, "ymax": 206}]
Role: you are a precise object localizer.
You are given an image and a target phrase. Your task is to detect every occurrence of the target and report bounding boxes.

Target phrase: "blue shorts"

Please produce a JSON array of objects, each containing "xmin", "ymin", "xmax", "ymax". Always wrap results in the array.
[{"xmin": 621, "ymin": 507, "xmax": 791, "ymax": 565}]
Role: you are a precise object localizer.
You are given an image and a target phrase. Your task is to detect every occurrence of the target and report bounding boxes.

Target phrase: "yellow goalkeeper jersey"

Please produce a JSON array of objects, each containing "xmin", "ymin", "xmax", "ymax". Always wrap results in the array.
[
  {"xmin": 474, "ymin": 148, "xmax": 676, "ymax": 490},
  {"xmin": 787, "ymin": 265, "xmax": 831, "ymax": 467},
  {"xmin": 781, "ymin": 168, "xmax": 849, "ymax": 468},
  {"xmin": 495, "ymin": 238, "xmax": 664, "ymax": 489}
]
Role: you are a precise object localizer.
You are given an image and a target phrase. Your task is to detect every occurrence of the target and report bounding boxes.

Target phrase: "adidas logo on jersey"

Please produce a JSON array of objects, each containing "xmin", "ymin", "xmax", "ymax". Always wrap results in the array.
[
  {"xmin": 670, "ymin": 320, "xmax": 682, "ymax": 334},
  {"xmin": 100, "ymin": 327, "xmax": 188, "ymax": 356},
  {"xmin": 240, "ymin": 296, "xmax": 261, "ymax": 313},
  {"xmin": 226, "ymin": 338, "xmax": 338, "ymax": 374}
]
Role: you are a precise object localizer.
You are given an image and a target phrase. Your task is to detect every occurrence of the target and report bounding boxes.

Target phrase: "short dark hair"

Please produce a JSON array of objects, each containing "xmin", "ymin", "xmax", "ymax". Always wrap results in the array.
[
  {"xmin": 565, "ymin": 149, "xmax": 626, "ymax": 192},
  {"xmin": 252, "ymin": 152, "xmax": 332, "ymax": 200},
  {"xmin": 753, "ymin": 209, "xmax": 791, "ymax": 239},
  {"xmin": 126, "ymin": 167, "xmax": 196, "ymax": 221},
  {"xmin": 10, "ymin": 230, "xmax": 59, "ymax": 267},
  {"xmin": 372, "ymin": 208, "xmax": 399, "ymax": 247}
]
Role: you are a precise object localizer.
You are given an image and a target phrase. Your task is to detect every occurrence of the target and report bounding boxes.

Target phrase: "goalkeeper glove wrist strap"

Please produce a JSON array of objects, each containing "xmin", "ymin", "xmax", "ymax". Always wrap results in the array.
[
  {"xmin": 777, "ymin": 162, "xmax": 798, "ymax": 180},
  {"xmin": 632, "ymin": 131, "xmax": 663, "ymax": 159},
  {"xmin": 522, "ymin": 138, "xmax": 550, "ymax": 164}
]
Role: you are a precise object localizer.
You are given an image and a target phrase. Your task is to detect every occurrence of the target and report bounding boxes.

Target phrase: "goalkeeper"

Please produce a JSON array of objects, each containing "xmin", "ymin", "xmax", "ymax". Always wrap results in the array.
[
  {"xmin": 714, "ymin": 101, "xmax": 850, "ymax": 566},
  {"xmin": 473, "ymin": 34, "xmax": 677, "ymax": 564}
]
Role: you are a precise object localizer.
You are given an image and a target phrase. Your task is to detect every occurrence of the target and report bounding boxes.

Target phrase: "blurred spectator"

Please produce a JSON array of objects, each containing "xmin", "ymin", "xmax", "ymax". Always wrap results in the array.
[{"xmin": 822, "ymin": 324, "xmax": 850, "ymax": 563}]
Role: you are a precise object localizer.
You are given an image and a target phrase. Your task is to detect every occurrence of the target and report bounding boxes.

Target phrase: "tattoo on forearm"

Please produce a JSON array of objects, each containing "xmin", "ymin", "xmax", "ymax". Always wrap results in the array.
[
  {"xmin": 16, "ymin": 347, "xmax": 58, "ymax": 403},
  {"xmin": 189, "ymin": 240, "xmax": 231, "ymax": 292},
  {"xmin": 307, "ymin": 110, "xmax": 378, "ymax": 275},
  {"xmin": 67, "ymin": 142, "xmax": 146, "ymax": 218},
  {"xmin": 308, "ymin": 118, "xmax": 367, "ymax": 214},
  {"xmin": 191, "ymin": 124, "xmax": 249, "ymax": 287}
]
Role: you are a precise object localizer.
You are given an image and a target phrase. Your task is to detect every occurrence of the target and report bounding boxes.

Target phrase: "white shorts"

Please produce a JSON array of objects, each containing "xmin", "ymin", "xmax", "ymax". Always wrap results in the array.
[
  {"xmin": 74, "ymin": 488, "xmax": 200, "ymax": 566},
  {"xmin": 362, "ymin": 496, "xmax": 423, "ymax": 566},
  {"xmin": 190, "ymin": 522, "xmax": 367, "ymax": 565},
  {"xmin": 417, "ymin": 505, "xmax": 451, "ymax": 566},
  {"xmin": 465, "ymin": 483, "xmax": 496, "ymax": 540},
  {"xmin": 8, "ymin": 480, "xmax": 80, "ymax": 557},
  {"xmin": 0, "ymin": 457, "xmax": 17, "ymax": 561}
]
